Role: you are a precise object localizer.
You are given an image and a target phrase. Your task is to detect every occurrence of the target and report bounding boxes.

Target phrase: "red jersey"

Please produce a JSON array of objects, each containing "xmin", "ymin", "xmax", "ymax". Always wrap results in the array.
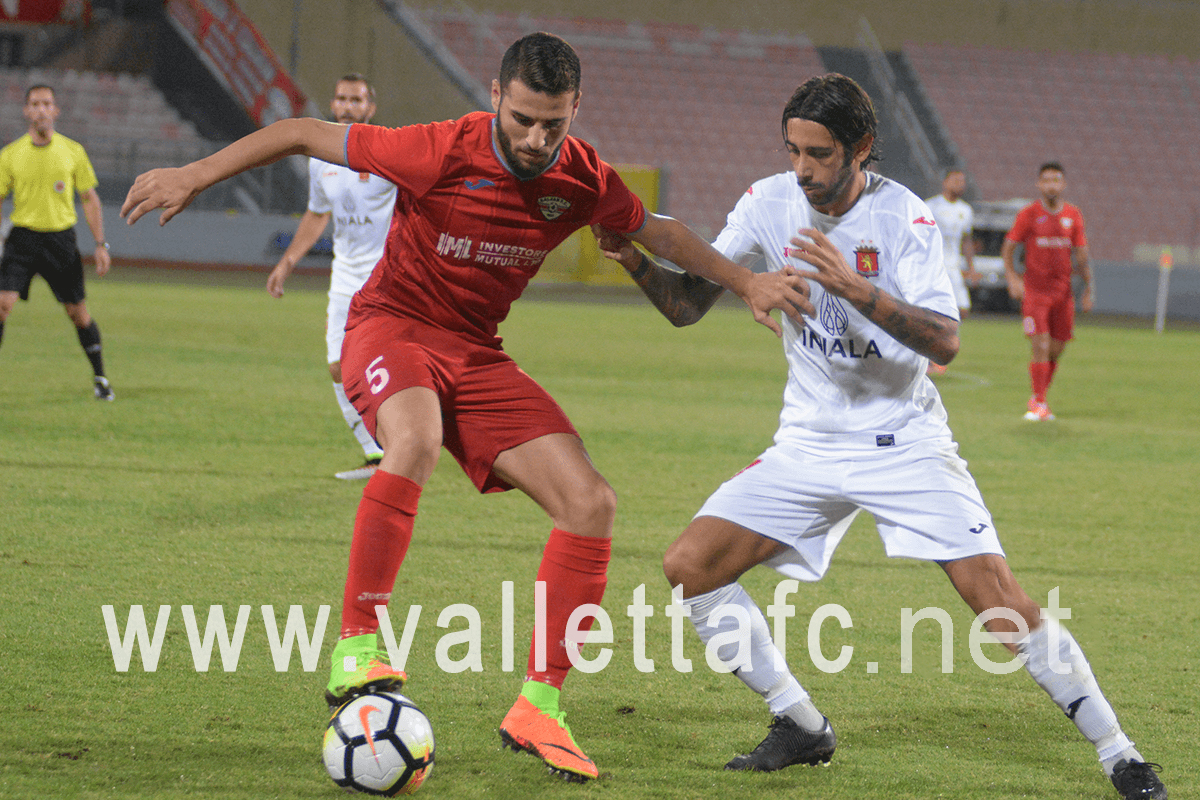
[
  {"xmin": 345, "ymin": 112, "xmax": 647, "ymax": 347},
  {"xmin": 1005, "ymin": 201, "xmax": 1087, "ymax": 297}
]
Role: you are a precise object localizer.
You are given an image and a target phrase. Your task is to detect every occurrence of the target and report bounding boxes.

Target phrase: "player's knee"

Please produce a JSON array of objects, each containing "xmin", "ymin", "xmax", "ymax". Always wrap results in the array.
[
  {"xmin": 662, "ymin": 539, "xmax": 697, "ymax": 593},
  {"xmin": 64, "ymin": 303, "xmax": 90, "ymax": 327},
  {"xmin": 569, "ymin": 476, "xmax": 616, "ymax": 529},
  {"xmin": 376, "ymin": 422, "xmax": 440, "ymax": 471}
]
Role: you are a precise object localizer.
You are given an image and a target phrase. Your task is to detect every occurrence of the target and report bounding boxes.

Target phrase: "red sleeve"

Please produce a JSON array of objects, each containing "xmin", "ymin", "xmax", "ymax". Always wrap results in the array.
[
  {"xmin": 590, "ymin": 160, "xmax": 646, "ymax": 235},
  {"xmin": 1006, "ymin": 205, "xmax": 1032, "ymax": 244},
  {"xmin": 345, "ymin": 121, "xmax": 452, "ymax": 198}
]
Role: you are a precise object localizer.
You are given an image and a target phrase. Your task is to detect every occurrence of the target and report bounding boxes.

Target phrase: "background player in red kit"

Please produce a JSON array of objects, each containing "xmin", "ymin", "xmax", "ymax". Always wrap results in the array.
[
  {"xmin": 121, "ymin": 32, "xmax": 809, "ymax": 783},
  {"xmin": 1002, "ymin": 162, "xmax": 1094, "ymax": 421}
]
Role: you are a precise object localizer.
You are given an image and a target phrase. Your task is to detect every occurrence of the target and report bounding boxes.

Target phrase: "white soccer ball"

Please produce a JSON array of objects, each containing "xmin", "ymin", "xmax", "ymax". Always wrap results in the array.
[{"xmin": 323, "ymin": 692, "xmax": 435, "ymax": 795}]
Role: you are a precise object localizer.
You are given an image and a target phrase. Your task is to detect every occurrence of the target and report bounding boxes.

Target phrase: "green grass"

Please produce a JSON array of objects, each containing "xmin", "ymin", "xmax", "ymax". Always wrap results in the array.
[{"xmin": 1, "ymin": 274, "xmax": 1197, "ymax": 799}]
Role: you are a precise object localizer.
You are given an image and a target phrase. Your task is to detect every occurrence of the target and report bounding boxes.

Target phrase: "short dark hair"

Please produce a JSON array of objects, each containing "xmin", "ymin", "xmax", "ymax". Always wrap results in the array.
[
  {"xmin": 498, "ymin": 32, "xmax": 581, "ymax": 97},
  {"xmin": 338, "ymin": 73, "xmax": 375, "ymax": 102},
  {"xmin": 24, "ymin": 84, "xmax": 54, "ymax": 103},
  {"xmin": 782, "ymin": 74, "xmax": 880, "ymax": 168},
  {"xmin": 1039, "ymin": 161, "xmax": 1065, "ymax": 176}
]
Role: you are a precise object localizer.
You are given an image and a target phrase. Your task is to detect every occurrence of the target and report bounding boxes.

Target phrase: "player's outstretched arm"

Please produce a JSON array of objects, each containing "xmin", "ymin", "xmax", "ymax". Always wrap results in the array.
[
  {"xmin": 267, "ymin": 210, "xmax": 332, "ymax": 298},
  {"xmin": 790, "ymin": 227, "xmax": 960, "ymax": 365},
  {"xmin": 593, "ymin": 224, "xmax": 724, "ymax": 326},
  {"xmin": 121, "ymin": 118, "xmax": 350, "ymax": 226},
  {"xmin": 631, "ymin": 213, "xmax": 812, "ymax": 337}
]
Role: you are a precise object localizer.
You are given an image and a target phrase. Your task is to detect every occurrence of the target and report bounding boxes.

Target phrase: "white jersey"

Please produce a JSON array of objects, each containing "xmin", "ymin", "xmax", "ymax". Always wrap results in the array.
[
  {"xmin": 713, "ymin": 171, "xmax": 959, "ymax": 452},
  {"xmin": 306, "ymin": 158, "xmax": 397, "ymax": 296},
  {"xmin": 924, "ymin": 193, "xmax": 973, "ymax": 274}
]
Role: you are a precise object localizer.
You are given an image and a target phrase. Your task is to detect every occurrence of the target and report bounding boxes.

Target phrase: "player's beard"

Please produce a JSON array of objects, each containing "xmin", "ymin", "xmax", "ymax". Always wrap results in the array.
[
  {"xmin": 337, "ymin": 110, "xmax": 371, "ymax": 125},
  {"xmin": 494, "ymin": 123, "xmax": 561, "ymax": 180},
  {"xmin": 798, "ymin": 156, "xmax": 855, "ymax": 211}
]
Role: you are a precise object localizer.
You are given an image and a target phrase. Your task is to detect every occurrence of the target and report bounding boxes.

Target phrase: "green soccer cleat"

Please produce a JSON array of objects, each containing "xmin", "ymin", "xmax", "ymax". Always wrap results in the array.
[{"xmin": 325, "ymin": 633, "xmax": 407, "ymax": 711}]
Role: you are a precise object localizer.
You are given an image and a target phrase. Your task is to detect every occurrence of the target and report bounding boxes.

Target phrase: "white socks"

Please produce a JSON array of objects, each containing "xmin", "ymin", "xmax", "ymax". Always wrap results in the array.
[
  {"xmin": 684, "ymin": 583, "xmax": 825, "ymax": 731},
  {"xmin": 1019, "ymin": 619, "xmax": 1139, "ymax": 771},
  {"xmin": 334, "ymin": 382, "xmax": 383, "ymax": 459}
]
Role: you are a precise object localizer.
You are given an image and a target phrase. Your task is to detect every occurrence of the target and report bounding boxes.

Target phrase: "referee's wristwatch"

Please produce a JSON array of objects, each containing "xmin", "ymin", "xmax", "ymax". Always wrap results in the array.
[{"xmin": 96, "ymin": 241, "xmax": 110, "ymax": 251}]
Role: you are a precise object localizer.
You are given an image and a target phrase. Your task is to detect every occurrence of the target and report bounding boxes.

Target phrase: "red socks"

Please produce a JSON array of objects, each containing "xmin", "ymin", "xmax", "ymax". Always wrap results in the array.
[
  {"xmin": 526, "ymin": 528, "xmax": 611, "ymax": 689},
  {"xmin": 1030, "ymin": 361, "xmax": 1052, "ymax": 403},
  {"xmin": 340, "ymin": 470, "xmax": 421, "ymax": 638}
]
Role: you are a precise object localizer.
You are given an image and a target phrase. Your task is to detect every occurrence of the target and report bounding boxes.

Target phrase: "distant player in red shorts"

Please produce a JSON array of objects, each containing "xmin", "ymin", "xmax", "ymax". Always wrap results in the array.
[
  {"xmin": 121, "ymin": 32, "xmax": 809, "ymax": 783},
  {"xmin": 1002, "ymin": 162, "xmax": 1094, "ymax": 421}
]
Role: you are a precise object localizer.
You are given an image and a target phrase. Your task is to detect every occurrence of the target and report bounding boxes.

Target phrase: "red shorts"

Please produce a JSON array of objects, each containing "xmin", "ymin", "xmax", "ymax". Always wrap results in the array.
[
  {"xmin": 1022, "ymin": 291, "xmax": 1075, "ymax": 341},
  {"xmin": 341, "ymin": 314, "xmax": 578, "ymax": 493}
]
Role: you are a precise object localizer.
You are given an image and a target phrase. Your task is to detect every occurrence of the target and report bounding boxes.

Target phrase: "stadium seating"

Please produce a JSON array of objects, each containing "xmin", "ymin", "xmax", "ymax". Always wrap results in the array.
[
  {"xmin": 0, "ymin": 67, "xmax": 213, "ymax": 179},
  {"xmin": 905, "ymin": 43, "xmax": 1200, "ymax": 262},
  {"xmin": 417, "ymin": 9, "xmax": 826, "ymax": 239}
]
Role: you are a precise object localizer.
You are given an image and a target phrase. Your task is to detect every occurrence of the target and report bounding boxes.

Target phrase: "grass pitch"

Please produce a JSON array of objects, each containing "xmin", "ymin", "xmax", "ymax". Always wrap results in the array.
[{"xmin": 0, "ymin": 273, "xmax": 1196, "ymax": 799}]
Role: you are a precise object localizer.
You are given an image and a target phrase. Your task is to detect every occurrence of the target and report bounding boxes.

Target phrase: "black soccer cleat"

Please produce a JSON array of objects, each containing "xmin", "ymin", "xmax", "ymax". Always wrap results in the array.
[
  {"xmin": 1110, "ymin": 759, "xmax": 1167, "ymax": 800},
  {"xmin": 724, "ymin": 715, "xmax": 836, "ymax": 772},
  {"xmin": 93, "ymin": 376, "xmax": 114, "ymax": 401}
]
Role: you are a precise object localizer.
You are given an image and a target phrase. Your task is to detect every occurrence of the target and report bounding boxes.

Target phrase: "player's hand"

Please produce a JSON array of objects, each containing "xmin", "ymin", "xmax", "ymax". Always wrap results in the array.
[
  {"xmin": 1007, "ymin": 274, "xmax": 1024, "ymax": 301},
  {"xmin": 740, "ymin": 267, "xmax": 812, "ymax": 337},
  {"xmin": 788, "ymin": 227, "xmax": 862, "ymax": 299},
  {"xmin": 591, "ymin": 224, "xmax": 642, "ymax": 272},
  {"xmin": 964, "ymin": 268, "xmax": 982, "ymax": 286},
  {"xmin": 1080, "ymin": 290, "xmax": 1094, "ymax": 313},
  {"xmin": 121, "ymin": 164, "xmax": 205, "ymax": 226},
  {"xmin": 94, "ymin": 245, "xmax": 111, "ymax": 277},
  {"xmin": 266, "ymin": 261, "xmax": 290, "ymax": 298}
]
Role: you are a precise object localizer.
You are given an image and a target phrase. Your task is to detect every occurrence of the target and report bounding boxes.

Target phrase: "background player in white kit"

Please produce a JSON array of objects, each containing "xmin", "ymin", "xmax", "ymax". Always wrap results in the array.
[
  {"xmin": 267, "ymin": 74, "xmax": 394, "ymax": 480},
  {"xmin": 598, "ymin": 74, "xmax": 1166, "ymax": 800},
  {"xmin": 923, "ymin": 168, "xmax": 978, "ymax": 375}
]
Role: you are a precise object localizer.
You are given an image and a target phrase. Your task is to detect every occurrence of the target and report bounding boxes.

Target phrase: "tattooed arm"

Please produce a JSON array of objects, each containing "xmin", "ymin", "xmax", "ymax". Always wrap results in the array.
[
  {"xmin": 623, "ymin": 250, "xmax": 726, "ymax": 327},
  {"xmin": 594, "ymin": 225, "xmax": 726, "ymax": 326},
  {"xmin": 788, "ymin": 227, "xmax": 960, "ymax": 365}
]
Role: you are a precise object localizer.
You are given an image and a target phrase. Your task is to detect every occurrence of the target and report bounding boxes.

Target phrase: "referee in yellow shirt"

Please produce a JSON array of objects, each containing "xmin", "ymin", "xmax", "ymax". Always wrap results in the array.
[{"xmin": 0, "ymin": 84, "xmax": 114, "ymax": 400}]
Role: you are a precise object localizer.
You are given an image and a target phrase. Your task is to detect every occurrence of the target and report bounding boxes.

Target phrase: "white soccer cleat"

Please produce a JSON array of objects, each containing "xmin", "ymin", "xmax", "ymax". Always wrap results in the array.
[{"xmin": 335, "ymin": 457, "xmax": 381, "ymax": 480}]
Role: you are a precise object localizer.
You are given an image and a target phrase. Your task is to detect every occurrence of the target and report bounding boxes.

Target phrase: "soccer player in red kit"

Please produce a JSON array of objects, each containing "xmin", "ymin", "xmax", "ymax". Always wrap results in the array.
[
  {"xmin": 1002, "ymin": 162, "xmax": 1094, "ymax": 421},
  {"xmin": 121, "ymin": 32, "xmax": 809, "ymax": 782}
]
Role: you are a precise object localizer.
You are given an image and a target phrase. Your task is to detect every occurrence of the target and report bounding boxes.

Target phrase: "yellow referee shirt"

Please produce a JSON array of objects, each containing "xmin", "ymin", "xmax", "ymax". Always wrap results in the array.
[{"xmin": 0, "ymin": 133, "xmax": 99, "ymax": 233}]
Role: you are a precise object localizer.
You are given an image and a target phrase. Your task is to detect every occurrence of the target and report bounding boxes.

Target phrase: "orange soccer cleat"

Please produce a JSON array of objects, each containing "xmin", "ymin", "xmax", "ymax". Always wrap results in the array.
[
  {"xmin": 1024, "ymin": 396, "xmax": 1056, "ymax": 422},
  {"xmin": 499, "ymin": 695, "xmax": 598, "ymax": 782}
]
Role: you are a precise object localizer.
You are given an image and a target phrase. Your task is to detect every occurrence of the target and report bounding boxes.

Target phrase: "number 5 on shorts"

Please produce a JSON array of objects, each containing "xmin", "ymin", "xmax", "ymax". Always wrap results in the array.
[{"xmin": 366, "ymin": 355, "xmax": 390, "ymax": 395}]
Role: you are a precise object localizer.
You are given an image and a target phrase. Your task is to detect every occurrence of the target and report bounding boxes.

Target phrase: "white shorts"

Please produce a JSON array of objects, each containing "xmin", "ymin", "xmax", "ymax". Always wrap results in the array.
[
  {"xmin": 946, "ymin": 262, "xmax": 971, "ymax": 311},
  {"xmin": 695, "ymin": 439, "xmax": 1004, "ymax": 582},
  {"xmin": 326, "ymin": 290, "xmax": 353, "ymax": 364}
]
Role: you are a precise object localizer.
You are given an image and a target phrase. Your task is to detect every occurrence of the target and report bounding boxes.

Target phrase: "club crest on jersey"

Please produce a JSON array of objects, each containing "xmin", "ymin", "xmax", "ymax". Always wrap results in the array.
[
  {"xmin": 854, "ymin": 243, "xmax": 880, "ymax": 277},
  {"xmin": 54, "ymin": 180, "xmax": 65, "ymax": 193},
  {"xmin": 537, "ymin": 196, "xmax": 571, "ymax": 220}
]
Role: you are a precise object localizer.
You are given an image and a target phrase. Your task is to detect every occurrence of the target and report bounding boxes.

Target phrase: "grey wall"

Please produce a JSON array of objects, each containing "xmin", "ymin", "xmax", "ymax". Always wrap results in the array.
[
  {"xmin": 1094, "ymin": 262, "xmax": 1200, "ymax": 323},
  {"xmin": 83, "ymin": 205, "xmax": 329, "ymax": 271}
]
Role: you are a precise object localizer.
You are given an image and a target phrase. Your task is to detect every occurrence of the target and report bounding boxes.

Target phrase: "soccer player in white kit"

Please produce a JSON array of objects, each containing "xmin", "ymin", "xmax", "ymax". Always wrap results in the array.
[
  {"xmin": 925, "ymin": 168, "xmax": 978, "ymax": 317},
  {"xmin": 267, "ymin": 75, "xmax": 396, "ymax": 480},
  {"xmin": 599, "ymin": 74, "xmax": 1166, "ymax": 800},
  {"xmin": 923, "ymin": 169, "xmax": 978, "ymax": 375}
]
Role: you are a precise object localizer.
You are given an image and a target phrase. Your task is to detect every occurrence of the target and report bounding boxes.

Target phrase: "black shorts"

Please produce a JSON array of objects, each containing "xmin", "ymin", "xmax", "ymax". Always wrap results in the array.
[{"xmin": 0, "ymin": 226, "xmax": 86, "ymax": 304}]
